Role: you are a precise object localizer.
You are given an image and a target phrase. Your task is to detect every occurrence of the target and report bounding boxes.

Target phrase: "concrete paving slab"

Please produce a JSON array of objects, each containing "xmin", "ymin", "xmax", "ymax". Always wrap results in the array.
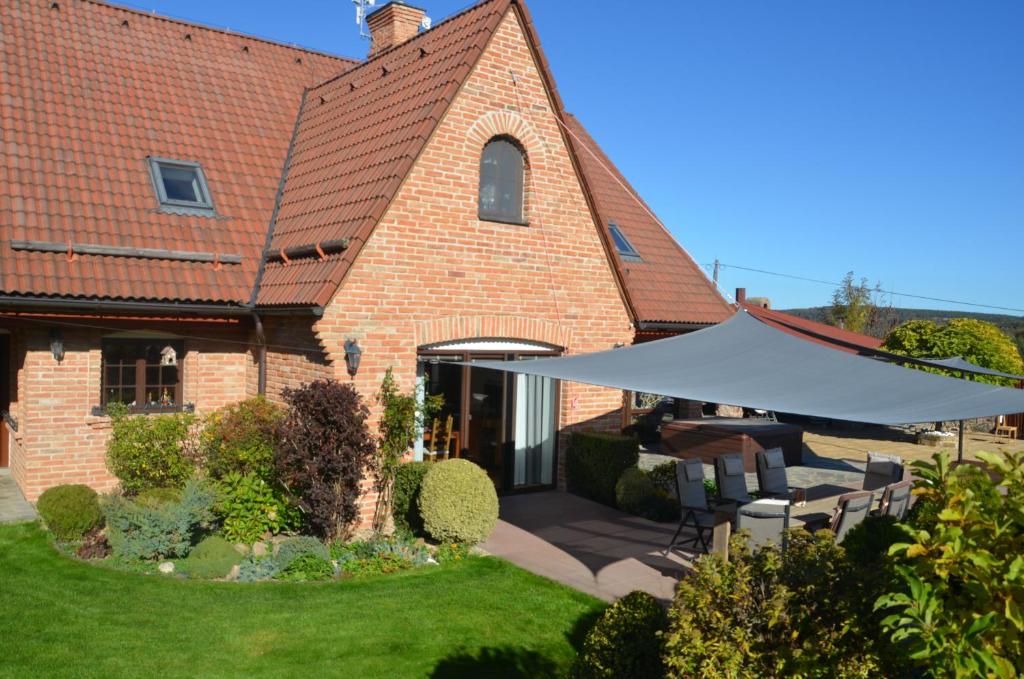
[
  {"xmin": 0, "ymin": 471, "xmax": 37, "ymax": 523},
  {"xmin": 481, "ymin": 491, "xmax": 695, "ymax": 604}
]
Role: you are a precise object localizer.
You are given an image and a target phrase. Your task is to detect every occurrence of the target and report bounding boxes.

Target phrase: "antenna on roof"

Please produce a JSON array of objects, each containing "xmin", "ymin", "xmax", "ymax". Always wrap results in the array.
[{"xmin": 353, "ymin": 0, "xmax": 376, "ymax": 39}]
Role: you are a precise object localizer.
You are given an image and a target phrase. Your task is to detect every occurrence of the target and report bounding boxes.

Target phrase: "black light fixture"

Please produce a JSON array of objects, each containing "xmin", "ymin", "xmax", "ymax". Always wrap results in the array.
[
  {"xmin": 344, "ymin": 339, "xmax": 362, "ymax": 377},
  {"xmin": 49, "ymin": 328, "xmax": 65, "ymax": 362}
]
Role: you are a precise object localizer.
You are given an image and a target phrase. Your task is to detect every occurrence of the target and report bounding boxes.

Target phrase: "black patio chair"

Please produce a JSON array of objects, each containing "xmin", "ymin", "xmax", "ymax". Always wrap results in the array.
[
  {"xmin": 754, "ymin": 447, "xmax": 805, "ymax": 504},
  {"xmin": 666, "ymin": 458, "xmax": 715, "ymax": 554},
  {"xmin": 736, "ymin": 498, "xmax": 791, "ymax": 549},
  {"xmin": 829, "ymin": 490, "xmax": 875, "ymax": 543},
  {"xmin": 876, "ymin": 480, "xmax": 913, "ymax": 521},
  {"xmin": 863, "ymin": 452, "xmax": 904, "ymax": 491},
  {"xmin": 714, "ymin": 453, "xmax": 753, "ymax": 505}
]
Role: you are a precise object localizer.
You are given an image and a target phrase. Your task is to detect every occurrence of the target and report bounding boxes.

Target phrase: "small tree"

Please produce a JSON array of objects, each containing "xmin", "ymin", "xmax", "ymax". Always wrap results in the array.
[
  {"xmin": 105, "ymin": 404, "xmax": 199, "ymax": 495},
  {"xmin": 883, "ymin": 318, "xmax": 1024, "ymax": 386},
  {"xmin": 274, "ymin": 380, "xmax": 376, "ymax": 541},
  {"xmin": 827, "ymin": 271, "xmax": 894, "ymax": 336},
  {"xmin": 373, "ymin": 368, "xmax": 441, "ymax": 533}
]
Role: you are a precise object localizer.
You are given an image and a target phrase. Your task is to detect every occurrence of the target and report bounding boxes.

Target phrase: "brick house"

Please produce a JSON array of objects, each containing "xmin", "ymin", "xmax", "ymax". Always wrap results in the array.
[{"xmin": 0, "ymin": 0, "xmax": 729, "ymax": 524}]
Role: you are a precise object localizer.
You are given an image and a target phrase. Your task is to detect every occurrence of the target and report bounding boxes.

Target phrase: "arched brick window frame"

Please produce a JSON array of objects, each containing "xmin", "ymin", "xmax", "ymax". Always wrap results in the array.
[
  {"xmin": 414, "ymin": 316, "xmax": 571, "ymax": 351},
  {"xmin": 467, "ymin": 112, "xmax": 543, "ymax": 225}
]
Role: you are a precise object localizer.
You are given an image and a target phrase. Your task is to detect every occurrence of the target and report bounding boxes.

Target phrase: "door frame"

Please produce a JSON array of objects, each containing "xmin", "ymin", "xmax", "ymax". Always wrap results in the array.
[
  {"xmin": 418, "ymin": 348, "xmax": 560, "ymax": 492},
  {"xmin": 0, "ymin": 333, "xmax": 10, "ymax": 468}
]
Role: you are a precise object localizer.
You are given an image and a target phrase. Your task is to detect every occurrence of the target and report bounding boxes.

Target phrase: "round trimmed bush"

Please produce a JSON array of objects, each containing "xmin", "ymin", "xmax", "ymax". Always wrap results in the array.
[
  {"xmin": 574, "ymin": 590, "xmax": 669, "ymax": 679},
  {"xmin": 418, "ymin": 459, "xmax": 498, "ymax": 545},
  {"xmin": 181, "ymin": 535, "xmax": 242, "ymax": 579},
  {"xmin": 274, "ymin": 535, "xmax": 330, "ymax": 569},
  {"xmin": 36, "ymin": 484, "xmax": 103, "ymax": 540},
  {"xmin": 616, "ymin": 468, "xmax": 655, "ymax": 514}
]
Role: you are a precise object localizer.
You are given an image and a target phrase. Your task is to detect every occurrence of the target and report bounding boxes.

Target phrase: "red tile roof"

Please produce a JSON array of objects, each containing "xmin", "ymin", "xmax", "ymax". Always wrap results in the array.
[
  {"xmin": 257, "ymin": 0, "xmax": 512, "ymax": 307},
  {"xmin": 0, "ymin": 0, "xmax": 353, "ymax": 305},
  {"xmin": 742, "ymin": 303, "xmax": 884, "ymax": 354},
  {"xmin": 563, "ymin": 114, "xmax": 732, "ymax": 326}
]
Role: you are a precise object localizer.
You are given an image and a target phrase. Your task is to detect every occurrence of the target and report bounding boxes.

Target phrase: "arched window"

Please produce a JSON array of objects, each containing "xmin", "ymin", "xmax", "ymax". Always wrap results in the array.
[{"xmin": 478, "ymin": 137, "xmax": 525, "ymax": 224}]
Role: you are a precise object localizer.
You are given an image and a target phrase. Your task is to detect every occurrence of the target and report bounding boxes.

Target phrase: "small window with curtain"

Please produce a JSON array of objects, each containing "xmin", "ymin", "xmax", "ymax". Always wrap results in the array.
[
  {"xmin": 101, "ymin": 339, "xmax": 185, "ymax": 413},
  {"xmin": 608, "ymin": 221, "xmax": 642, "ymax": 262},
  {"xmin": 478, "ymin": 137, "xmax": 525, "ymax": 224}
]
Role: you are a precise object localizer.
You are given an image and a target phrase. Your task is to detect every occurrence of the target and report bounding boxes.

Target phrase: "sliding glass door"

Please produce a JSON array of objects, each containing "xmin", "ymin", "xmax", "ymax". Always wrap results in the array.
[{"xmin": 418, "ymin": 347, "xmax": 558, "ymax": 491}]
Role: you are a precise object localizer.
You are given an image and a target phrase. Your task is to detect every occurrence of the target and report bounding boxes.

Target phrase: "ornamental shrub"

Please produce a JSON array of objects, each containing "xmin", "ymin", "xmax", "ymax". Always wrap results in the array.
[
  {"xmin": 102, "ymin": 477, "xmax": 218, "ymax": 561},
  {"xmin": 274, "ymin": 380, "xmax": 377, "ymax": 540},
  {"xmin": 566, "ymin": 431, "xmax": 639, "ymax": 507},
  {"xmin": 135, "ymin": 486, "xmax": 182, "ymax": 508},
  {"xmin": 276, "ymin": 553, "xmax": 334, "ymax": 582},
  {"xmin": 36, "ymin": 484, "xmax": 103, "ymax": 540},
  {"xmin": 418, "ymin": 459, "xmax": 498, "ymax": 545},
  {"xmin": 392, "ymin": 461, "xmax": 430, "ymax": 533},
  {"xmin": 274, "ymin": 535, "xmax": 330, "ymax": 570},
  {"xmin": 648, "ymin": 461, "xmax": 678, "ymax": 498},
  {"xmin": 664, "ymin": 530, "xmax": 885, "ymax": 678},
  {"xmin": 573, "ymin": 590, "xmax": 669, "ymax": 679},
  {"xmin": 215, "ymin": 472, "xmax": 298, "ymax": 544},
  {"xmin": 105, "ymin": 404, "xmax": 198, "ymax": 495},
  {"xmin": 615, "ymin": 468, "xmax": 679, "ymax": 522},
  {"xmin": 181, "ymin": 535, "xmax": 242, "ymax": 579},
  {"xmin": 236, "ymin": 556, "xmax": 282, "ymax": 582},
  {"xmin": 876, "ymin": 450, "xmax": 1024, "ymax": 677},
  {"xmin": 202, "ymin": 397, "xmax": 285, "ymax": 478}
]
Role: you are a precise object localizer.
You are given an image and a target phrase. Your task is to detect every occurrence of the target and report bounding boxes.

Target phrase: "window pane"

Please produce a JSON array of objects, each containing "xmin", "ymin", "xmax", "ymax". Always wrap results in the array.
[
  {"xmin": 609, "ymin": 224, "xmax": 640, "ymax": 258},
  {"xmin": 121, "ymin": 365, "xmax": 136, "ymax": 386},
  {"xmin": 479, "ymin": 139, "xmax": 523, "ymax": 222},
  {"xmin": 160, "ymin": 166, "xmax": 201, "ymax": 202}
]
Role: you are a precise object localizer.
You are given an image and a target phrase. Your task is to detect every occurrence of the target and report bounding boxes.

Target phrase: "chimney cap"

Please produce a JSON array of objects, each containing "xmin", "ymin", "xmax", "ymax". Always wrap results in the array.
[{"xmin": 365, "ymin": 1, "xmax": 427, "ymax": 22}]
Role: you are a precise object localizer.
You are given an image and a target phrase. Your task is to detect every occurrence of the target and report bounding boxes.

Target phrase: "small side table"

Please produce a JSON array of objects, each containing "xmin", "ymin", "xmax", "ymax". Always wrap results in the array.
[{"xmin": 995, "ymin": 425, "xmax": 1018, "ymax": 440}]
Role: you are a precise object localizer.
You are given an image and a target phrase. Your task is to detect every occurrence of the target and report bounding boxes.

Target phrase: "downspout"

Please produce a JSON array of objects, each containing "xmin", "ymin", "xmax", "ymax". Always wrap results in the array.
[{"xmin": 252, "ymin": 311, "xmax": 267, "ymax": 397}]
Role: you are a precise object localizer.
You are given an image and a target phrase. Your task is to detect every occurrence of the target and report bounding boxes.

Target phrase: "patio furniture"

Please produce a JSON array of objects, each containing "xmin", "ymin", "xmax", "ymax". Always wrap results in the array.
[
  {"xmin": 863, "ymin": 452, "xmax": 904, "ymax": 491},
  {"xmin": 876, "ymin": 480, "xmax": 913, "ymax": 520},
  {"xmin": 829, "ymin": 491, "xmax": 874, "ymax": 543},
  {"xmin": 754, "ymin": 447, "xmax": 806, "ymax": 505},
  {"xmin": 714, "ymin": 453, "xmax": 753, "ymax": 504},
  {"xmin": 995, "ymin": 424, "xmax": 1018, "ymax": 439},
  {"xmin": 735, "ymin": 498, "xmax": 791, "ymax": 549},
  {"xmin": 666, "ymin": 459, "xmax": 716, "ymax": 554}
]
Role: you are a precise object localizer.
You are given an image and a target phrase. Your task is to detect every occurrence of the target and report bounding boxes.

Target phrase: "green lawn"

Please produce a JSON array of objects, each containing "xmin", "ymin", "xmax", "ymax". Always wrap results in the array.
[{"xmin": 0, "ymin": 523, "xmax": 605, "ymax": 678}]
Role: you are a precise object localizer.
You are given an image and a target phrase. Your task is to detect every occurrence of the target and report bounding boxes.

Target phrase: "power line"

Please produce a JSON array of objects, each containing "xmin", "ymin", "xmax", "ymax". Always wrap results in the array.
[{"xmin": 713, "ymin": 263, "xmax": 1024, "ymax": 314}]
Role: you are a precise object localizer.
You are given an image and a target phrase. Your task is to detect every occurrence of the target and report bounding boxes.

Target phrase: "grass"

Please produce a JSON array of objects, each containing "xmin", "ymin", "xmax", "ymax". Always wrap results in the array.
[{"xmin": 0, "ymin": 523, "xmax": 605, "ymax": 678}]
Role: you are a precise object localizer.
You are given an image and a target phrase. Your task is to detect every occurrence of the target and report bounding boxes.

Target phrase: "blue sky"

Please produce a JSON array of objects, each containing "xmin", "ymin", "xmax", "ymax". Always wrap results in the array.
[{"xmin": 132, "ymin": 0, "xmax": 1022, "ymax": 314}]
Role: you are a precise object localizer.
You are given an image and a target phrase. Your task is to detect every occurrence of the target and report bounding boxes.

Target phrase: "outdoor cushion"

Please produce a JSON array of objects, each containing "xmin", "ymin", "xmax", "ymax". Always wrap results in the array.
[
  {"xmin": 723, "ymin": 455, "xmax": 745, "ymax": 476},
  {"xmin": 736, "ymin": 498, "xmax": 791, "ymax": 548},
  {"xmin": 764, "ymin": 448, "xmax": 786, "ymax": 469},
  {"xmin": 680, "ymin": 458, "xmax": 703, "ymax": 482}
]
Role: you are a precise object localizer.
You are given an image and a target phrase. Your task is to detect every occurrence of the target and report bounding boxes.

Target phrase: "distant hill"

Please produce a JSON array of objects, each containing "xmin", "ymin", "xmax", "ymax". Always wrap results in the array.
[{"xmin": 782, "ymin": 307, "xmax": 1024, "ymax": 342}]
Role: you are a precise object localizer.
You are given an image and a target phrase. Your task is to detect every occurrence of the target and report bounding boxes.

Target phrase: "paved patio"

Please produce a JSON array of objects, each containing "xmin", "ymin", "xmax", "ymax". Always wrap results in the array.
[
  {"xmin": 481, "ymin": 491, "xmax": 695, "ymax": 604},
  {"xmin": 0, "ymin": 470, "xmax": 37, "ymax": 523}
]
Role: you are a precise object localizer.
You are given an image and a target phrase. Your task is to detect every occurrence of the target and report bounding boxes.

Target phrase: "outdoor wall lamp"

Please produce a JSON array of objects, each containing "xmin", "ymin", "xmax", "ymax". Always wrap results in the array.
[
  {"xmin": 344, "ymin": 339, "xmax": 362, "ymax": 377},
  {"xmin": 49, "ymin": 328, "xmax": 65, "ymax": 363}
]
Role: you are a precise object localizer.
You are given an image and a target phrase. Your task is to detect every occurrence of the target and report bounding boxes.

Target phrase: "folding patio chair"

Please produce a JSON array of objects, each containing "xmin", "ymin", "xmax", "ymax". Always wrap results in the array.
[
  {"xmin": 828, "ymin": 490, "xmax": 874, "ymax": 543},
  {"xmin": 666, "ymin": 459, "xmax": 715, "ymax": 554},
  {"xmin": 876, "ymin": 480, "xmax": 913, "ymax": 521},
  {"xmin": 755, "ymin": 447, "xmax": 804, "ymax": 504},
  {"xmin": 863, "ymin": 452, "xmax": 904, "ymax": 491},
  {"xmin": 714, "ymin": 453, "xmax": 752, "ymax": 504},
  {"xmin": 735, "ymin": 498, "xmax": 791, "ymax": 549}
]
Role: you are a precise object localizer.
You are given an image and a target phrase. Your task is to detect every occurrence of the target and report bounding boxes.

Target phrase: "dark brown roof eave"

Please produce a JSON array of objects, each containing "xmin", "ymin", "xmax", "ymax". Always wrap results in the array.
[{"xmin": 0, "ymin": 294, "xmax": 255, "ymax": 317}]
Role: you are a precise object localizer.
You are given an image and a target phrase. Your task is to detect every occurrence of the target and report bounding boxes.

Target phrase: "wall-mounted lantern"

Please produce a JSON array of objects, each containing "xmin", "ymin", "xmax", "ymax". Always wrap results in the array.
[
  {"xmin": 344, "ymin": 339, "xmax": 362, "ymax": 377},
  {"xmin": 49, "ymin": 328, "xmax": 65, "ymax": 363}
]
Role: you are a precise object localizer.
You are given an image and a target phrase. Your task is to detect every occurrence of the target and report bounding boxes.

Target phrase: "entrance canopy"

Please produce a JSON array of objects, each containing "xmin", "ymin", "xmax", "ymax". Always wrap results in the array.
[{"xmin": 470, "ymin": 311, "xmax": 1024, "ymax": 425}]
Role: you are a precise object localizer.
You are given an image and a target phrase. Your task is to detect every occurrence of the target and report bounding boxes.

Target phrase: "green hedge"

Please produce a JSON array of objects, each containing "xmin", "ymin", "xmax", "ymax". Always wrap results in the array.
[
  {"xmin": 573, "ymin": 590, "xmax": 668, "ymax": 679},
  {"xmin": 392, "ymin": 461, "xmax": 431, "ymax": 534},
  {"xmin": 566, "ymin": 431, "xmax": 639, "ymax": 507}
]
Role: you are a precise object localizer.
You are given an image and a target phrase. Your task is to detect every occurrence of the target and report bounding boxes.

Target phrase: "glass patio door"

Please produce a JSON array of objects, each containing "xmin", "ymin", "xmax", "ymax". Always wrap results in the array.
[{"xmin": 512, "ymin": 366, "xmax": 556, "ymax": 487}]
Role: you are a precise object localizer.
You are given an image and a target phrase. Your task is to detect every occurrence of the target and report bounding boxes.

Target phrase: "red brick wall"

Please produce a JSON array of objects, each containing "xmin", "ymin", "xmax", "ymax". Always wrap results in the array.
[
  {"xmin": 313, "ymin": 10, "xmax": 634, "ymax": 525},
  {"xmin": 261, "ymin": 317, "xmax": 333, "ymax": 402},
  {"xmin": 7, "ymin": 325, "xmax": 256, "ymax": 501}
]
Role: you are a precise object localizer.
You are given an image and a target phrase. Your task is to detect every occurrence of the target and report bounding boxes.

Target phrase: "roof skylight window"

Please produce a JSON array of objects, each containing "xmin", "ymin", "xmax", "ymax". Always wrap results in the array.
[
  {"xmin": 608, "ymin": 222, "xmax": 642, "ymax": 261},
  {"xmin": 148, "ymin": 157, "xmax": 214, "ymax": 212}
]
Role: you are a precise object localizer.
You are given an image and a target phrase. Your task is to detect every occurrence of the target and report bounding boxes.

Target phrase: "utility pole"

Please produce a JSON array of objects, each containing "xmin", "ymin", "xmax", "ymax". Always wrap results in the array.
[{"xmin": 713, "ymin": 258, "xmax": 720, "ymax": 284}]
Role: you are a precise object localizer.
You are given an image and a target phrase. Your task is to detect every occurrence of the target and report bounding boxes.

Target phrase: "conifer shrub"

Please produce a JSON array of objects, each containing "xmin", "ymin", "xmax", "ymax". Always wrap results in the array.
[{"xmin": 181, "ymin": 535, "xmax": 242, "ymax": 579}]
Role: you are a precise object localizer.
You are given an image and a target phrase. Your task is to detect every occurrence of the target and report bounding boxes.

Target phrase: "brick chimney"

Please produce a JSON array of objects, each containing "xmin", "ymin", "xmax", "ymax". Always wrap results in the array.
[
  {"xmin": 735, "ymin": 287, "xmax": 746, "ymax": 304},
  {"xmin": 366, "ymin": 2, "xmax": 425, "ymax": 58}
]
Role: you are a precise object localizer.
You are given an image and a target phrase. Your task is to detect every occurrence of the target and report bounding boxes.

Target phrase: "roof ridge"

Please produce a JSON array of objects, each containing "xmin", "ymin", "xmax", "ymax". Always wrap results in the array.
[
  {"xmin": 76, "ymin": 0, "xmax": 360, "ymax": 64},
  {"xmin": 308, "ymin": 0, "xmax": 509, "ymax": 92}
]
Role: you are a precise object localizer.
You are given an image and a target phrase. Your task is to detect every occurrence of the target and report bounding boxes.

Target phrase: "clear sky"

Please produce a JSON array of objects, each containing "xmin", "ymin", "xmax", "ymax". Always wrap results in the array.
[{"xmin": 126, "ymin": 0, "xmax": 1023, "ymax": 315}]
